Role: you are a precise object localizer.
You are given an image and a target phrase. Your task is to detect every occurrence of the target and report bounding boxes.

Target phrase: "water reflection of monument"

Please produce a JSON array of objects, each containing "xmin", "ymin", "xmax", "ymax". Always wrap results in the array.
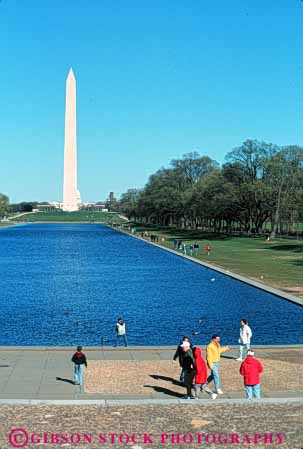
[{"xmin": 62, "ymin": 68, "xmax": 81, "ymax": 212}]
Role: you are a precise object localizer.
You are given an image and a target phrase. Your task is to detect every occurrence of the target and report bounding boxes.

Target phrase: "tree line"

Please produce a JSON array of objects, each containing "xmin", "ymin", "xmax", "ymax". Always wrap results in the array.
[
  {"xmin": 119, "ymin": 140, "xmax": 303, "ymax": 238},
  {"xmin": 0, "ymin": 198, "xmax": 49, "ymax": 218}
]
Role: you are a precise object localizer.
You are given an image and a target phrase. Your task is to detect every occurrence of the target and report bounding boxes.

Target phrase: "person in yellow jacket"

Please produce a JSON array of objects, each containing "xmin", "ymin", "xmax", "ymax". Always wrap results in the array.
[{"xmin": 206, "ymin": 335, "xmax": 230, "ymax": 394}]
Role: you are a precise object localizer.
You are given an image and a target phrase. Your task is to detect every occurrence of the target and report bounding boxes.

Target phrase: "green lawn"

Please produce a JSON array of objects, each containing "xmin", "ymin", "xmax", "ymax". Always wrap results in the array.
[
  {"xmin": 0, "ymin": 222, "xmax": 15, "ymax": 227},
  {"xmin": 17, "ymin": 211, "xmax": 125, "ymax": 223},
  {"xmin": 131, "ymin": 226, "xmax": 303, "ymax": 296}
]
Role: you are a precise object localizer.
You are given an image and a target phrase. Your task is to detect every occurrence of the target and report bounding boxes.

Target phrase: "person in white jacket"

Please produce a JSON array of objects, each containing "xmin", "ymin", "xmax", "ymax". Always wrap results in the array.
[{"xmin": 236, "ymin": 319, "xmax": 252, "ymax": 361}]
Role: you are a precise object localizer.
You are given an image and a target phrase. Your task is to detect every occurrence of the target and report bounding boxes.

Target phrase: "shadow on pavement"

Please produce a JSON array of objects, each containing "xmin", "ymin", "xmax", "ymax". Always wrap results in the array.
[
  {"xmin": 150, "ymin": 374, "xmax": 181, "ymax": 385},
  {"xmin": 221, "ymin": 354, "xmax": 237, "ymax": 360},
  {"xmin": 56, "ymin": 377, "xmax": 75, "ymax": 385},
  {"xmin": 144, "ymin": 385, "xmax": 184, "ymax": 398}
]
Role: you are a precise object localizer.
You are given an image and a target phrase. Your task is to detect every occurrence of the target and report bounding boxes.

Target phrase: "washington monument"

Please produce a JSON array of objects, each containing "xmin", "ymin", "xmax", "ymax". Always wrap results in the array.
[{"xmin": 62, "ymin": 68, "xmax": 81, "ymax": 211}]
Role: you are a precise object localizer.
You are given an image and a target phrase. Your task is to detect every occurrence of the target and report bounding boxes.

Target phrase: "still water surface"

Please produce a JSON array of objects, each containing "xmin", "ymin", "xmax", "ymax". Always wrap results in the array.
[{"xmin": 0, "ymin": 223, "xmax": 302, "ymax": 346}]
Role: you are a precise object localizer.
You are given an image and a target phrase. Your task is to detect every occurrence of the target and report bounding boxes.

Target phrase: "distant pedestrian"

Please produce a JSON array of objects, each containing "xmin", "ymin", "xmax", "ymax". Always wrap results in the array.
[
  {"xmin": 189, "ymin": 244, "xmax": 193, "ymax": 256},
  {"xmin": 71, "ymin": 345, "xmax": 87, "ymax": 386},
  {"xmin": 114, "ymin": 317, "xmax": 128, "ymax": 347},
  {"xmin": 240, "ymin": 350, "xmax": 263, "ymax": 399},
  {"xmin": 205, "ymin": 243, "xmax": 211, "ymax": 256},
  {"xmin": 178, "ymin": 240, "xmax": 183, "ymax": 250},
  {"xmin": 236, "ymin": 319, "xmax": 253, "ymax": 361},
  {"xmin": 182, "ymin": 243, "xmax": 187, "ymax": 255},
  {"xmin": 173, "ymin": 239, "xmax": 178, "ymax": 250},
  {"xmin": 179, "ymin": 341, "xmax": 195, "ymax": 399},
  {"xmin": 193, "ymin": 347, "xmax": 217, "ymax": 400},
  {"xmin": 173, "ymin": 336, "xmax": 193, "ymax": 383},
  {"xmin": 206, "ymin": 335, "xmax": 230, "ymax": 395},
  {"xmin": 194, "ymin": 242, "xmax": 200, "ymax": 256}
]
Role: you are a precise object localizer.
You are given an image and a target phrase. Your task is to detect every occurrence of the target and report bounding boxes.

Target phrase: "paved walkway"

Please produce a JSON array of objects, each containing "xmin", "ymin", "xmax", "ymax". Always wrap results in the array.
[{"xmin": 0, "ymin": 346, "xmax": 302, "ymax": 401}]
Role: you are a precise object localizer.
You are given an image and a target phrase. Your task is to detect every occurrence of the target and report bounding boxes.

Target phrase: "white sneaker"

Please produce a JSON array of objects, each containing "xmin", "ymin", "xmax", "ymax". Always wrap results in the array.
[
  {"xmin": 235, "ymin": 358, "xmax": 243, "ymax": 361},
  {"xmin": 216, "ymin": 389, "xmax": 223, "ymax": 394},
  {"xmin": 211, "ymin": 393, "xmax": 217, "ymax": 400}
]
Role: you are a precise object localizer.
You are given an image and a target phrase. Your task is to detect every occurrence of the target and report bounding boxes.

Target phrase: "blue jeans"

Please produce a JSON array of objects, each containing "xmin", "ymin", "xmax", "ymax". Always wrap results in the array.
[
  {"xmin": 115, "ymin": 334, "xmax": 128, "ymax": 347},
  {"xmin": 208, "ymin": 363, "xmax": 221, "ymax": 390},
  {"xmin": 194, "ymin": 383, "xmax": 214, "ymax": 398},
  {"xmin": 74, "ymin": 364, "xmax": 84, "ymax": 385},
  {"xmin": 245, "ymin": 384, "xmax": 260, "ymax": 399},
  {"xmin": 239, "ymin": 343, "xmax": 250, "ymax": 359}
]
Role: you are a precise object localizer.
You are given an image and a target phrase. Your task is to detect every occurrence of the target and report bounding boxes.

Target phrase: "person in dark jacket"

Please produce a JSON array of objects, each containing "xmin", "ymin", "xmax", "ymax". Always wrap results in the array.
[
  {"xmin": 71, "ymin": 345, "xmax": 87, "ymax": 386},
  {"xmin": 193, "ymin": 347, "xmax": 217, "ymax": 400},
  {"xmin": 240, "ymin": 350, "xmax": 263, "ymax": 399},
  {"xmin": 179, "ymin": 341, "xmax": 195, "ymax": 399},
  {"xmin": 173, "ymin": 336, "xmax": 192, "ymax": 383}
]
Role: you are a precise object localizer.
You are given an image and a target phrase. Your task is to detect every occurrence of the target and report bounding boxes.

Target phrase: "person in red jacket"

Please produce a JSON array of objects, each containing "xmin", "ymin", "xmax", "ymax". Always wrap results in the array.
[
  {"xmin": 193, "ymin": 347, "xmax": 217, "ymax": 400},
  {"xmin": 240, "ymin": 350, "xmax": 263, "ymax": 399},
  {"xmin": 205, "ymin": 244, "xmax": 211, "ymax": 256}
]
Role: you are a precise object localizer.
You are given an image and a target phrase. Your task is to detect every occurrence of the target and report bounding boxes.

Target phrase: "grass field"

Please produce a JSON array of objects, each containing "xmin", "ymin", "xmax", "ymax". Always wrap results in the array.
[
  {"xmin": 131, "ymin": 226, "xmax": 303, "ymax": 297},
  {"xmin": 17, "ymin": 211, "xmax": 126, "ymax": 223},
  {"xmin": 0, "ymin": 222, "xmax": 15, "ymax": 227}
]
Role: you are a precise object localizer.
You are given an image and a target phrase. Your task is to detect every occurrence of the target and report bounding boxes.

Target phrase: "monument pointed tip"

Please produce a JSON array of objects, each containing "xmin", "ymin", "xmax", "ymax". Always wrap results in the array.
[{"xmin": 67, "ymin": 68, "xmax": 75, "ymax": 80}]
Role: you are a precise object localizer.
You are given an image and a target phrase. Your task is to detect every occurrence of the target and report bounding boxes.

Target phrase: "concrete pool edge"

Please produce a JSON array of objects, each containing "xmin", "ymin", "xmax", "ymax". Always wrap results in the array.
[
  {"xmin": 0, "ymin": 345, "xmax": 302, "ymax": 350},
  {"xmin": 120, "ymin": 229, "xmax": 303, "ymax": 307},
  {"xmin": 0, "ymin": 397, "xmax": 302, "ymax": 406}
]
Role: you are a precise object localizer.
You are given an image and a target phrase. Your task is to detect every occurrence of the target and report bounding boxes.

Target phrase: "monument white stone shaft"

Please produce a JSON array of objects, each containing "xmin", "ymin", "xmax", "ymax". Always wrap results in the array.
[{"xmin": 62, "ymin": 68, "xmax": 81, "ymax": 211}]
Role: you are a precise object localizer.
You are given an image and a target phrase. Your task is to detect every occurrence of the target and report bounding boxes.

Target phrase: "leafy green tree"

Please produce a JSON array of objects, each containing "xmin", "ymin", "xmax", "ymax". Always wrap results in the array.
[
  {"xmin": 0, "ymin": 193, "xmax": 9, "ymax": 217},
  {"xmin": 265, "ymin": 146, "xmax": 303, "ymax": 238},
  {"xmin": 119, "ymin": 189, "xmax": 142, "ymax": 220},
  {"xmin": 171, "ymin": 152, "xmax": 219, "ymax": 187},
  {"xmin": 119, "ymin": 141, "xmax": 303, "ymax": 236},
  {"xmin": 225, "ymin": 140, "xmax": 277, "ymax": 233}
]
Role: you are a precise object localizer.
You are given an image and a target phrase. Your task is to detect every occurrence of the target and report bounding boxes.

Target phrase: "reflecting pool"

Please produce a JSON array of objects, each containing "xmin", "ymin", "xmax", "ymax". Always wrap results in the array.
[{"xmin": 0, "ymin": 224, "xmax": 302, "ymax": 346}]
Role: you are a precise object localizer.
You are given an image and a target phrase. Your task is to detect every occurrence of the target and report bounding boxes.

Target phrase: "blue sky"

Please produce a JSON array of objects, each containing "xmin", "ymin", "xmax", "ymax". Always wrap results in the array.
[{"xmin": 1, "ymin": 0, "xmax": 303, "ymax": 202}]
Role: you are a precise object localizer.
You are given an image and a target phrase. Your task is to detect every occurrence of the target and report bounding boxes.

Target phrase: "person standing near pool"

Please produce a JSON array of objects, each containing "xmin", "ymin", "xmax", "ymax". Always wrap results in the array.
[
  {"xmin": 173, "ymin": 336, "xmax": 193, "ymax": 383},
  {"xmin": 194, "ymin": 242, "xmax": 200, "ymax": 256},
  {"xmin": 240, "ymin": 350, "xmax": 263, "ymax": 399},
  {"xmin": 206, "ymin": 335, "xmax": 230, "ymax": 394},
  {"xmin": 71, "ymin": 345, "xmax": 87, "ymax": 386},
  {"xmin": 114, "ymin": 317, "xmax": 128, "ymax": 347},
  {"xmin": 205, "ymin": 243, "xmax": 211, "ymax": 256},
  {"xmin": 236, "ymin": 319, "xmax": 252, "ymax": 361},
  {"xmin": 179, "ymin": 341, "xmax": 195, "ymax": 399}
]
